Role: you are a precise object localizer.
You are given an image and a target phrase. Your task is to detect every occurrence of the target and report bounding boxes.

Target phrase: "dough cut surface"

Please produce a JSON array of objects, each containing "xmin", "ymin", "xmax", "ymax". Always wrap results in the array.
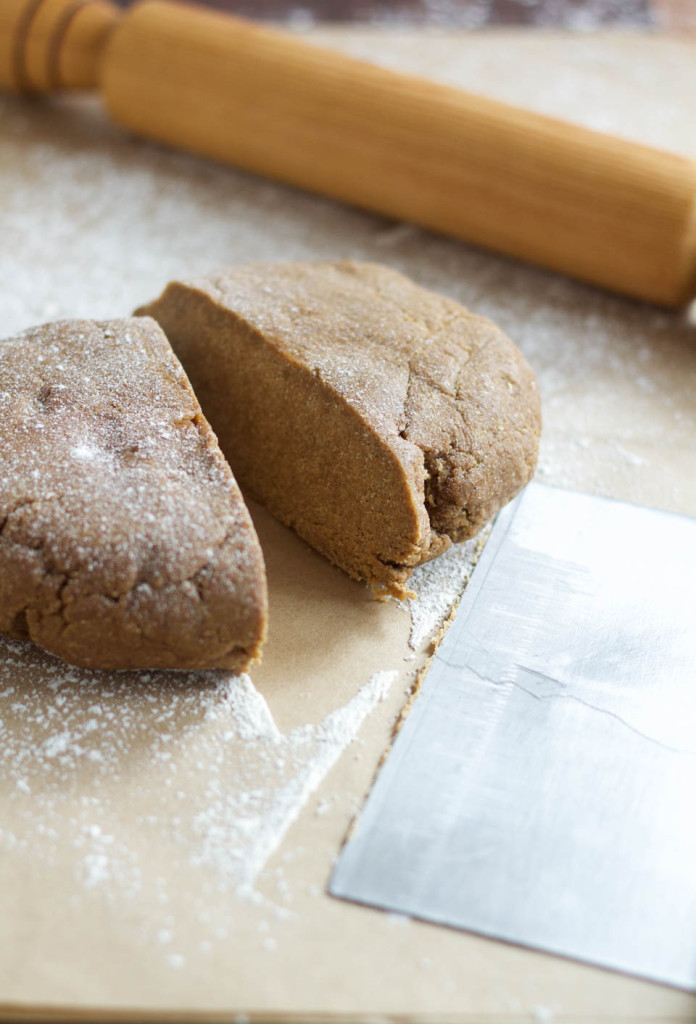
[
  {"xmin": 139, "ymin": 261, "xmax": 541, "ymax": 596},
  {"xmin": 0, "ymin": 317, "xmax": 267, "ymax": 671}
]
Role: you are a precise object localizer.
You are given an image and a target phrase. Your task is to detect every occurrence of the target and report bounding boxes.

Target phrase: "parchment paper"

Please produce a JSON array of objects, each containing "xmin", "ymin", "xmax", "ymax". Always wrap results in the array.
[{"xmin": 1, "ymin": 28, "xmax": 695, "ymax": 1023}]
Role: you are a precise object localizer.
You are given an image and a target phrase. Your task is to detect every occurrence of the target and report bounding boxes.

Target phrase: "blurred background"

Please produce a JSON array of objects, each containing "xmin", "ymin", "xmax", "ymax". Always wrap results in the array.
[{"xmin": 108, "ymin": 0, "xmax": 690, "ymax": 29}]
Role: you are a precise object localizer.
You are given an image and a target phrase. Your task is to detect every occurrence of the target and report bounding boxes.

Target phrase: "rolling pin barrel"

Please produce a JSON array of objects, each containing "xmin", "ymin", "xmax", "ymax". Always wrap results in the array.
[{"xmin": 3, "ymin": 0, "xmax": 696, "ymax": 307}]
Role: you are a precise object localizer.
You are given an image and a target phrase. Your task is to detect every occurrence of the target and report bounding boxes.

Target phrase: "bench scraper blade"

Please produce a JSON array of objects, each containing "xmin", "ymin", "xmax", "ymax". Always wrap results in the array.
[{"xmin": 330, "ymin": 483, "xmax": 696, "ymax": 990}]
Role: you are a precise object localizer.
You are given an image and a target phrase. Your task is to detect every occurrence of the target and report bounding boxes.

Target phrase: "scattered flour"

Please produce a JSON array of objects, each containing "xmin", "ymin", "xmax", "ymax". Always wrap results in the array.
[
  {"xmin": 2, "ymin": 34, "xmax": 691, "ymax": 527},
  {"xmin": 189, "ymin": 668, "xmax": 397, "ymax": 892},
  {"xmin": 0, "ymin": 636, "xmax": 396, "ymax": 916},
  {"xmin": 0, "ymin": 86, "xmax": 477, "ymax": 960},
  {"xmin": 0, "ymin": 27, "xmax": 694, "ymax": 1003},
  {"xmin": 533, "ymin": 1006, "xmax": 558, "ymax": 1023},
  {"xmin": 405, "ymin": 531, "xmax": 489, "ymax": 653}
]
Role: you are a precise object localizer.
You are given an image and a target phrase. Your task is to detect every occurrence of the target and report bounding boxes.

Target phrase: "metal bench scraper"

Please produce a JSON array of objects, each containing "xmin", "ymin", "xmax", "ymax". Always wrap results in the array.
[{"xmin": 330, "ymin": 483, "xmax": 696, "ymax": 989}]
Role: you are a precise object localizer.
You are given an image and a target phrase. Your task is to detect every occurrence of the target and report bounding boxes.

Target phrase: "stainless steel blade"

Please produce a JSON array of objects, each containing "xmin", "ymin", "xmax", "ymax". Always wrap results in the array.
[{"xmin": 330, "ymin": 483, "xmax": 696, "ymax": 989}]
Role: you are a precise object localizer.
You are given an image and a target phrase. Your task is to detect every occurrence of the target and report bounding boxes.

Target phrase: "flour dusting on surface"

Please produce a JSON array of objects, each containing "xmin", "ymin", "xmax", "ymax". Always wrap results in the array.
[
  {"xmin": 0, "ymin": 638, "xmax": 395, "ymax": 935},
  {"xmin": 189, "ymin": 668, "xmax": 397, "ymax": 892},
  {"xmin": 405, "ymin": 532, "xmax": 489, "ymax": 653},
  {"xmin": 0, "ymin": 28, "xmax": 695, "ymax": 1008}
]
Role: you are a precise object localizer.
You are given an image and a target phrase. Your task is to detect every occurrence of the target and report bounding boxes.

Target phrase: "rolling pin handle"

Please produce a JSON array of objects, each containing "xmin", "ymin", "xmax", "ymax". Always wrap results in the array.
[{"xmin": 0, "ymin": 0, "xmax": 120, "ymax": 93}]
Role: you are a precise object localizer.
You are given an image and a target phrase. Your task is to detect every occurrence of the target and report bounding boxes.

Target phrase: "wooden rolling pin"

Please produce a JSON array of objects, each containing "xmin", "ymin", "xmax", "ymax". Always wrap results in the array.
[{"xmin": 2, "ymin": 0, "xmax": 696, "ymax": 306}]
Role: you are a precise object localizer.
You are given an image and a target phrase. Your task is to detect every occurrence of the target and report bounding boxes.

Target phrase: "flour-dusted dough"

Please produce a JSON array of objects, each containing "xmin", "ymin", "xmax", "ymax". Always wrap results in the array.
[
  {"xmin": 139, "ymin": 262, "xmax": 541, "ymax": 596},
  {"xmin": 0, "ymin": 317, "xmax": 267, "ymax": 670}
]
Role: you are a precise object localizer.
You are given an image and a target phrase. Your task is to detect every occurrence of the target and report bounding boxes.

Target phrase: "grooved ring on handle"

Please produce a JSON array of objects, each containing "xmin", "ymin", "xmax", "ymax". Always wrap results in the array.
[
  {"xmin": 46, "ymin": 0, "xmax": 92, "ymax": 90},
  {"xmin": 7, "ymin": 0, "xmax": 94, "ymax": 92},
  {"xmin": 10, "ymin": 0, "xmax": 44, "ymax": 91}
]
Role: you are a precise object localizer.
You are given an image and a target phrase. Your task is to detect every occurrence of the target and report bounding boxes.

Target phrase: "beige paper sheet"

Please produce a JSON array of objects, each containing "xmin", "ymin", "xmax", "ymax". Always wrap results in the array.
[{"xmin": 1, "ymin": 28, "xmax": 695, "ymax": 1024}]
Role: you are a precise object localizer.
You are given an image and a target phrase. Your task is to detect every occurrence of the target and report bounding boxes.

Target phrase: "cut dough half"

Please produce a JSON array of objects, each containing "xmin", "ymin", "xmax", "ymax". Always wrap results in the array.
[
  {"xmin": 0, "ymin": 317, "xmax": 267, "ymax": 671},
  {"xmin": 139, "ymin": 261, "xmax": 541, "ymax": 597}
]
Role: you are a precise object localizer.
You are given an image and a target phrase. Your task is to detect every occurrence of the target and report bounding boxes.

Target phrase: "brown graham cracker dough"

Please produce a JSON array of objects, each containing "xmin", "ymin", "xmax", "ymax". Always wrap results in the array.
[
  {"xmin": 0, "ymin": 317, "xmax": 267, "ymax": 671},
  {"xmin": 139, "ymin": 261, "xmax": 541, "ymax": 597}
]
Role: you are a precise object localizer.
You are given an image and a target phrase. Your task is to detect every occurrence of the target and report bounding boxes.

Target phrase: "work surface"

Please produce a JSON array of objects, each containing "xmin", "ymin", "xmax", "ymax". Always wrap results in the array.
[{"xmin": 1, "ymin": 26, "xmax": 695, "ymax": 1024}]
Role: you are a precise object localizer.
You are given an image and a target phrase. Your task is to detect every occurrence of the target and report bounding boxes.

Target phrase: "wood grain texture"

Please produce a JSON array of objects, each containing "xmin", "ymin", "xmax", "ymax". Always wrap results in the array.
[{"xmin": 101, "ymin": 0, "xmax": 696, "ymax": 306}]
